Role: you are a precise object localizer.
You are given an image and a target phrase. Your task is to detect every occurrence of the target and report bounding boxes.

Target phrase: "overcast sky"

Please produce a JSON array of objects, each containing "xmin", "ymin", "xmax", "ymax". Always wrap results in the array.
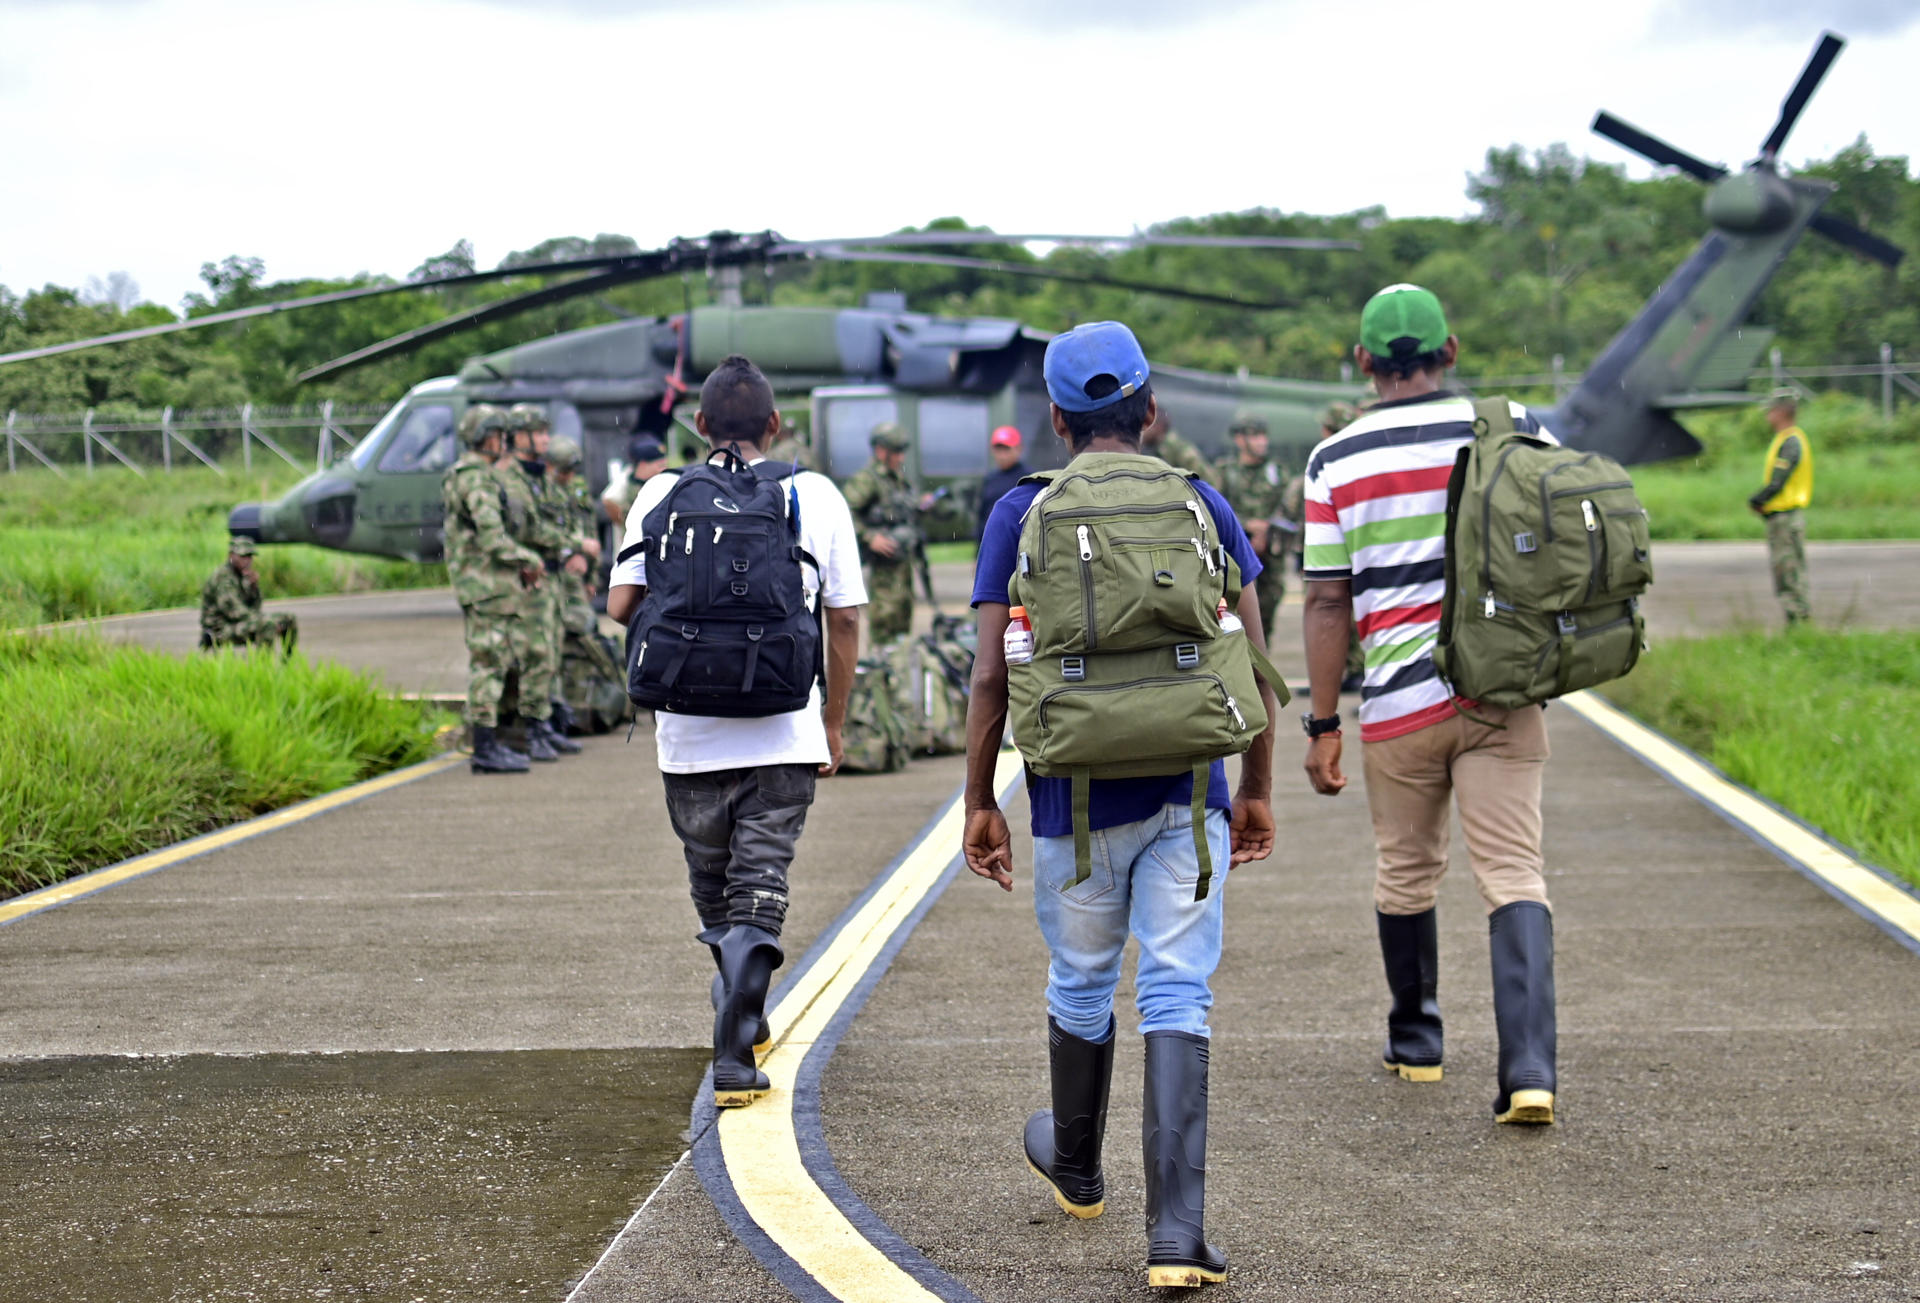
[{"xmin": 2, "ymin": 0, "xmax": 1916, "ymax": 311}]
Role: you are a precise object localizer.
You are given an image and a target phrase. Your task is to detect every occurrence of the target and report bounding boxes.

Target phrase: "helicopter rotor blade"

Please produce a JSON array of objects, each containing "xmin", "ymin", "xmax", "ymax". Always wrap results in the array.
[
  {"xmin": 295, "ymin": 264, "xmax": 660, "ymax": 383},
  {"xmin": 1760, "ymin": 31, "xmax": 1844, "ymax": 159},
  {"xmin": 797, "ymin": 232, "xmax": 1359, "ymax": 251},
  {"xmin": 1590, "ymin": 112, "xmax": 1728, "ymax": 182},
  {"xmin": 806, "ymin": 248, "xmax": 1297, "ymax": 311},
  {"xmin": 0, "ymin": 253, "xmax": 653, "ymax": 369},
  {"xmin": 1808, "ymin": 212, "xmax": 1905, "ymax": 267}
]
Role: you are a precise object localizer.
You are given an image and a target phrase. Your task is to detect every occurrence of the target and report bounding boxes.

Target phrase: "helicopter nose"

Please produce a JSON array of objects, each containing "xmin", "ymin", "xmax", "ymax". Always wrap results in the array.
[{"xmin": 228, "ymin": 502, "xmax": 266, "ymax": 541}]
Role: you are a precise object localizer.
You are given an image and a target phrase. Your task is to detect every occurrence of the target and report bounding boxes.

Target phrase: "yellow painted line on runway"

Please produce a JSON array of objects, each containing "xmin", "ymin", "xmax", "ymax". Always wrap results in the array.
[
  {"xmin": 0, "ymin": 752, "xmax": 467, "ymax": 927},
  {"xmin": 715, "ymin": 749, "xmax": 1024, "ymax": 1303},
  {"xmin": 1561, "ymin": 690, "xmax": 1920, "ymax": 946}
]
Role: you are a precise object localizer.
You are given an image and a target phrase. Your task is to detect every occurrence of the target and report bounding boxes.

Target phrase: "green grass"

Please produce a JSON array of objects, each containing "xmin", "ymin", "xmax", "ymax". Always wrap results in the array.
[
  {"xmin": 1634, "ymin": 394, "xmax": 1920, "ymax": 541},
  {"xmin": 0, "ymin": 466, "xmax": 443, "ymax": 627},
  {"xmin": 0, "ymin": 634, "xmax": 451, "ymax": 898},
  {"xmin": 1600, "ymin": 628, "xmax": 1920, "ymax": 887},
  {"xmin": 925, "ymin": 541, "xmax": 978, "ymax": 565}
]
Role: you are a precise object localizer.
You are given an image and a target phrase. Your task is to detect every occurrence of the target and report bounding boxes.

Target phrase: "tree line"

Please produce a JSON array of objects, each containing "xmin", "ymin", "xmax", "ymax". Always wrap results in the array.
[{"xmin": 1, "ymin": 139, "xmax": 1913, "ymax": 415}]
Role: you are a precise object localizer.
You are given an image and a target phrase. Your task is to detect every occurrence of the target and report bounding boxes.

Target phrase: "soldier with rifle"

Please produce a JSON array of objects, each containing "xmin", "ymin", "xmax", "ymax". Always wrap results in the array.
[{"xmin": 841, "ymin": 422, "xmax": 935, "ymax": 643}]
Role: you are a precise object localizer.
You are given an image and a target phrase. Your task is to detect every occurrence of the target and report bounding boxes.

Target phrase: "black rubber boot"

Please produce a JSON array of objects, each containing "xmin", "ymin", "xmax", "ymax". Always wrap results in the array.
[
  {"xmin": 1489, "ymin": 900, "xmax": 1557, "ymax": 1124},
  {"xmin": 521, "ymin": 717, "xmax": 560, "ymax": 762},
  {"xmin": 702, "ymin": 926, "xmax": 771, "ymax": 1055},
  {"xmin": 528, "ymin": 715, "xmax": 580, "ymax": 756},
  {"xmin": 1023, "ymin": 1016, "xmax": 1114, "ymax": 1219},
  {"xmin": 548, "ymin": 697, "xmax": 577, "ymax": 736},
  {"xmin": 712, "ymin": 924, "xmax": 783, "ymax": 1108},
  {"xmin": 469, "ymin": 725, "xmax": 530, "ymax": 774},
  {"xmin": 1143, "ymin": 1030, "xmax": 1227, "ymax": 1288},
  {"xmin": 1378, "ymin": 908, "xmax": 1444, "ymax": 1082}
]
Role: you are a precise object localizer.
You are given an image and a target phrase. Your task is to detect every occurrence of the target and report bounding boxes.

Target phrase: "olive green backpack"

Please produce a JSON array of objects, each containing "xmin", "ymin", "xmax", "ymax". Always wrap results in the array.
[
  {"xmin": 838, "ymin": 656, "xmax": 912, "ymax": 773},
  {"xmin": 1006, "ymin": 451, "xmax": 1288, "ymax": 900},
  {"xmin": 1433, "ymin": 397, "xmax": 1654, "ymax": 707}
]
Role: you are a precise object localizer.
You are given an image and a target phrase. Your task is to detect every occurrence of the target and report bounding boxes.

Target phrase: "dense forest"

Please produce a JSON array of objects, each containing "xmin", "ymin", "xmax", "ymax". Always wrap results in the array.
[{"xmin": 1, "ymin": 140, "xmax": 1914, "ymax": 414}]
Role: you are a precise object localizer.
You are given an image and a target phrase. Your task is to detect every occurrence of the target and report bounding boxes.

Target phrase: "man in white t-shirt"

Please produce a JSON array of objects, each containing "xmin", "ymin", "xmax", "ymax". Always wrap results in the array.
[{"xmin": 608, "ymin": 354, "xmax": 865, "ymax": 1108}]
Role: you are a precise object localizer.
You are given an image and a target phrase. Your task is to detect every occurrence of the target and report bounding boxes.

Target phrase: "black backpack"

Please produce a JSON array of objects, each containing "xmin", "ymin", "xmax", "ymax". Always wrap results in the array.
[{"xmin": 620, "ymin": 451, "xmax": 822, "ymax": 717}]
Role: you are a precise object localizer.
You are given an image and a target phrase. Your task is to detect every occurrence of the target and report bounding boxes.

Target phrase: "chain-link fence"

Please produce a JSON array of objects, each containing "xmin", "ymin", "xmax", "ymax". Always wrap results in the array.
[{"xmin": 1, "ymin": 402, "xmax": 389, "ymax": 479}]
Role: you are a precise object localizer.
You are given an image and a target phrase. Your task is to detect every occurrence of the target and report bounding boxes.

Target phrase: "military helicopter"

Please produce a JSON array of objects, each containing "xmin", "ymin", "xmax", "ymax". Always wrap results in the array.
[{"xmin": 0, "ymin": 31, "xmax": 1899, "ymax": 565}]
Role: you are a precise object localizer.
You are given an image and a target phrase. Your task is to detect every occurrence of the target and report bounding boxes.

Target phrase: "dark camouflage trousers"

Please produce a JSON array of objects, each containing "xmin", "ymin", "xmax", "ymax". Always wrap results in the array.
[
  {"xmin": 1766, "ymin": 509, "xmax": 1811, "ymax": 625},
  {"xmin": 461, "ymin": 597, "xmax": 519, "ymax": 728},
  {"xmin": 203, "ymin": 612, "xmax": 297, "ymax": 653},
  {"xmin": 865, "ymin": 561, "xmax": 914, "ymax": 644}
]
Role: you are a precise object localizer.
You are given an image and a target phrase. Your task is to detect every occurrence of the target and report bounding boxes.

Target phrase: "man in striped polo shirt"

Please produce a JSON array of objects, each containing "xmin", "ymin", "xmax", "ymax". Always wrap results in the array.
[{"xmin": 1299, "ymin": 284, "xmax": 1559, "ymax": 1126}]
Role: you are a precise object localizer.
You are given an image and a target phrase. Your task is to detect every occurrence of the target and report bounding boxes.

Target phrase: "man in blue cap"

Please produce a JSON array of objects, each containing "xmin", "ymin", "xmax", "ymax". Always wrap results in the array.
[{"xmin": 962, "ymin": 320, "xmax": 1277, "ymax": 1289}]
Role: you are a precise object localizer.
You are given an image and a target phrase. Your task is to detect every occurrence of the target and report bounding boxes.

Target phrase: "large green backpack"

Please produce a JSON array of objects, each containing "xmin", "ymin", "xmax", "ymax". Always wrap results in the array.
[
  {"xmin": 838, "ymin": 656, "xmax": 912, "ymax": 774},
  {"xmin": 1005, "ymin": 451, "xmax": 1287, "ymax": 899},
  {"xmin": 873, "ymin": 619, "xmax": 975, "ymax": 756},
  {"xmin": 1433, "ymin": 397, "xmax": 1654, "ymax": 708}
]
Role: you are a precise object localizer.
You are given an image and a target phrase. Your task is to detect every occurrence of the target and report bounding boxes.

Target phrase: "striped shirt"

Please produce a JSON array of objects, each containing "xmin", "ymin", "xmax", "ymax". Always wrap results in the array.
[{"xmin": 1303, "ymin": 391, "xmax": 1555, "ymax": 742}]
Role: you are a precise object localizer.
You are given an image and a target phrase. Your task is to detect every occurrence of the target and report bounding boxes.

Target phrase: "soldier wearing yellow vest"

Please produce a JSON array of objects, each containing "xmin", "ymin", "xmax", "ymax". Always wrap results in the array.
[{"xmin": 1749, "ymin": 392, "xmax": 1814, "ymax": 626}]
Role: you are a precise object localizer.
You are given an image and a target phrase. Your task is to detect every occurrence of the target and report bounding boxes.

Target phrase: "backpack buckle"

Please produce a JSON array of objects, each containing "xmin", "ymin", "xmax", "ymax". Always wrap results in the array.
[
  {"xmin": 746, "ymin": 626, "xmax": 765, "ymax": 642},
  {"xmin": 1154, "ymin": 569, "xmax": 1175, "ymax": 587},
  {"xmin": 1513, "ymin": 531, "xmax": 1537, "ymax": 554},
  {"xmin": 1174, "ymin": 643, "xmax": 1200, "ymax": 670},
  {"xmin": 1556, "ymin": 612, "xmax": 1577, "ymax": 635},
  {"xmin": 731, "ymin": 580, "xmax": 750, "ymax": 596},
  {"xmin": 732, "ymin": 559, "xmax": 749, "ymax": 572},
  {"xmin": 678, "ymin": 624, "xmax": 699, "ymax": 640},
  {"xmin": 1060, "ymin": 656, "xmax": 1085, "ymax": 682}
]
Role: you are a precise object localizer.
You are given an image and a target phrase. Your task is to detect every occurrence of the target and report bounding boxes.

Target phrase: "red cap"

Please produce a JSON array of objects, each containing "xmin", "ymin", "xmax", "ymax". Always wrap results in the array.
[{"xmin": 990, "ymin": 425, "xmax": 1022, "ymax": 449}]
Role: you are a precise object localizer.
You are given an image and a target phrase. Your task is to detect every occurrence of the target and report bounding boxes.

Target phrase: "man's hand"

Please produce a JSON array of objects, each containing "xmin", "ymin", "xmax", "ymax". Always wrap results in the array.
[
  {"xmin": 820, "ymin": 725, "xmax": 845, "ymax": 777},
  {"xmin": 1228, "ymin": 796, "xmax": 1274, "ymax": 865},
  {"xmin": 563, "ymin": 553, "xmax": 589, "ymax": 577},
  {"xmin": 868, "ymin": 531, "xmax": 900, "ymax": 560},
  {"xmin": 1305, "ymin": 734, "xmax": 1347, "ymax": 795},
  {"xmin": 964, "ymin": 806, "xmax": 1014, "ymax": 891},
  {"xmin": 520, "ymin": 566, "xmax": 545, "ymax": 590},
  {"xmin": 1244, "ymin": 518, "xmax": 1270, "ymax": 554},
  {"xmin": 580, "ymin": 538, "xmax": 603, "ymax": 561}
]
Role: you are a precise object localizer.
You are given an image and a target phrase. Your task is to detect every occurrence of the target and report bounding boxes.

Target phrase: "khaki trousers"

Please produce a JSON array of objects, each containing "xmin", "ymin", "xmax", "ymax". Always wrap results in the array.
[{"xmin": 1362, "ymin": 705, "xmax": 1551, "ymax": 916}]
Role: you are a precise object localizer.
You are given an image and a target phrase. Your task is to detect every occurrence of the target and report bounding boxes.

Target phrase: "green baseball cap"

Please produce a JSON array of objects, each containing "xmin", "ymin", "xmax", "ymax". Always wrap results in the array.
[{"xmin": 1360, "ymin": 284, "xmax": 1450, "ymax": 359}]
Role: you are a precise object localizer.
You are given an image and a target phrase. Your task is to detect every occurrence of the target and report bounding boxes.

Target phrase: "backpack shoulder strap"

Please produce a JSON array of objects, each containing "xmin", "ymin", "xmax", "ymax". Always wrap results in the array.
[
  {"xmin": 1471, "ymin": 395, "xmax": 1516, "ymax": 438},
  {"xmin": 750, "ymin": 460, "xmax": 797, "ymax": 480},
  {"xmin": 1015, "ymin": 469, "xmax": 1060, "ymax": 488}
]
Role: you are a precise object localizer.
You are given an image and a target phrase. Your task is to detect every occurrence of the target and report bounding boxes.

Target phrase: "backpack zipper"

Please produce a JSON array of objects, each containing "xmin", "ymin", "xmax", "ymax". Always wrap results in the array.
[
  {"xmin": 1540, "ymin": 477, "xmax": 1632, "ymax": 542},
  {"xmin": 1038, "ymin": 503, "xmax": 1199, "ymax": 569},
  {"xmin": 1077, "ymin": 525, "xmax": 1097, "ymax": 650},
  {"xmin": 1037, "ymin": 672, "xmax": 1241, "ymax": 733}
]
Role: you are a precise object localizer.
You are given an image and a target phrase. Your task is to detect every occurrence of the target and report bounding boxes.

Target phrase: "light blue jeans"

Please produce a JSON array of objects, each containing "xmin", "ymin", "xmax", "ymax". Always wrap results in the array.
[{"xmin": 1032, "ymin": 805, "xmax": 1231, "ymax": 1041}]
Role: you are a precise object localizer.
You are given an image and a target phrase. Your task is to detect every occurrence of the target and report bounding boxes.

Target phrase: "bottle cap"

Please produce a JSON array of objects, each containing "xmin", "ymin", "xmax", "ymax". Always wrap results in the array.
[{"xmin": 1009, "ymin": 605, "xmax": 1027, "ymax": 618}]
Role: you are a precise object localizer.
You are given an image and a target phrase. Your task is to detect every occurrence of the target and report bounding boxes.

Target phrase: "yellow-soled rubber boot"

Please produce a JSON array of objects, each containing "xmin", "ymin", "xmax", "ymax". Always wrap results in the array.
[
  {"xmin": 1378, "ymin": 908, "xmax": 1444, "ymax": 1083},
  {"xmin": 1143, "ymin": 1031, "xmax": 1227, "ymax": 1288},
  {"xmin": 1490, "ymin": 901, "xmax": 1557, "ymax": 1126},
  {"xmin": 1023, "ymin": 1016, "xmax": 1114, "ymax": 1219}
]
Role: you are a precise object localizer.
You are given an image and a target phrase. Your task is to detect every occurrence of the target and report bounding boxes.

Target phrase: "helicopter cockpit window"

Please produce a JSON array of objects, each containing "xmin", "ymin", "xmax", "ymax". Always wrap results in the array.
[
  {"xmin": 914, "ymin": 397, "xmax": 990, "ymax": 477},
  {"xmin": 375, "ymin": 403, "xmax": 457, "ymax": 474},
  {"xmin": 821, "ymin": 393, "xmax": 900, "ymax": 478}
]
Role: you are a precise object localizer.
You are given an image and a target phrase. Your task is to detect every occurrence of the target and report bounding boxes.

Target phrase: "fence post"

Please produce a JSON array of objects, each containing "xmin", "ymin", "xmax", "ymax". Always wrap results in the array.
[
  {"xmin": 162, "ymin": 406, "xmax": 174, "ymax": 471},
  {"xmin": 1883, "ymin": 343, "xmax": 1895, "ymax": 423},
  {"xmin": 1770, "ymin": 347, "xmax": 1784, "ymax": 392},
  {"xmin": 5, "ymin": 411, "xmax": 14, "ymax": 474},
  {"xmin": 84, "ymin": 409, "xmax": 95, "ymax": 473},
  {"xmin": 318, "ymin": 400, "xmax": 332, "ymax": 469},
  {"xmin": 1552, "ymin": 353, "xmax": 1567, "ymax": 402},
  {"xmin": 242, "ymin": 403, "xmax": 253, "ymax": 472},
  {"xmin": 1338, "ymin": 360, "xmax": 1353, "ymax": 384}
]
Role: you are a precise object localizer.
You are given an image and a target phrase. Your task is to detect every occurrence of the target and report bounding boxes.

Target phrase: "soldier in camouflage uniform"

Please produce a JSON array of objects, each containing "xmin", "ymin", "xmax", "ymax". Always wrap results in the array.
[
  {"xmin": 443, "ymin": 405, "xmax": 544, "ymax": 773},
  {"xmin": 499, "ymin": 404, "xmax": 585, "ymax": 758},
  {"xmin": 545, "ymin": 434, "xmax": 629, "ymax": 732},
  {"xmin": 199, "ymin": 537, "xmax": 297, "ymax": 652},
  {"xmin": 1141, "ymin": 403, "xmax": 1218, "ymax": 488},
  {"xmin": 1216, "ymin": 410, "xmax": 1291, "ymax": 636},
  {"xmin": 840, "ymin": 422, "xmax": 923, "ymax": 644},
  {"xmin": 1751, "ymin": 391, "xmax": 1814, "ymax": 626},
  {"xmin": 765, "ymin": 416, "xmax": 816, "ymax": 471}
]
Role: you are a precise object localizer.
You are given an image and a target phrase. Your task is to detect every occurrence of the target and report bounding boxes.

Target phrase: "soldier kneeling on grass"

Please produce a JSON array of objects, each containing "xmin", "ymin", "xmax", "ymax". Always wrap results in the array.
[{"xmin": 199, "ymin": 537, "xmax": 297, "ymax": 653}]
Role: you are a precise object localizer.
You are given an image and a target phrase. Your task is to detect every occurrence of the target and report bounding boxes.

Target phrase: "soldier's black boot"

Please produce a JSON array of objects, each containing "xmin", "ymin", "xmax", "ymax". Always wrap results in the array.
[
  {"xmin": 521, "ymin": 717, "xmax": 561, "ymax": 762},
  {"xmin": 1023, "ymin": 1015, "xmax": 1114, "ymax": 1219},
  {"xmin": 469, "ymin": 726, "xmax": 530, "ymax": 774},
  {"xmin": 548, "ymin": 697, "xmax": 578, "ymax": 737},
  {"xmin": 702, "ymin": 927, "xmax": 772, "ymax": 1056},
  {"xmin": 1378, "ymin": 908, "xmax": 1444, "ymax": 1082},
  {"xmin": 1489, "ymin": 901, "xmax": 1557, "ymax": 1125},
  {"xmin": 712, "ymin": 924, "xmax": 783, "ymax": 1108},
  {"xmin": 1143, "ymin": 1030, "xmax": 1227, "ymax": 1289}
]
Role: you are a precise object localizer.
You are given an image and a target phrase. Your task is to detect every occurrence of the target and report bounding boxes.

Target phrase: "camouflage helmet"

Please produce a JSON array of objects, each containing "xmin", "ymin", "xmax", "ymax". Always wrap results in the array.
[
  {"xmin": 869, "ymin": 421, "xmax": 909, "ymax": 452},
  {"xmin": 507, "ymin": 402, "xmax": 550, "ymax": 433},
  {"xmin": 1319, "ymin": 400, "xmax": 1361, "ymax": 435},
  {"xmin": 227, "ymin": 536, "xmax": 258, "ymax": 557},
  {"xmin": 1228, "ymin": 408, "xmax": 1269, "ymax": 437},
  {"xmin": 546, "ymin": 435, "xmax": 583, "ymax": 472},
  {"xmin": 457, "ymin": 404, "xmax": 509, "ymax": 447}
]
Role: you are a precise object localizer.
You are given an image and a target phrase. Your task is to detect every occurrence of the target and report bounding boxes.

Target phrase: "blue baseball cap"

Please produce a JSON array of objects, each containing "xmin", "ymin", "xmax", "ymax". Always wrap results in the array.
[{"xmin": 1043, "ymin": 321, "xmax": 1151, "ymax": 413}]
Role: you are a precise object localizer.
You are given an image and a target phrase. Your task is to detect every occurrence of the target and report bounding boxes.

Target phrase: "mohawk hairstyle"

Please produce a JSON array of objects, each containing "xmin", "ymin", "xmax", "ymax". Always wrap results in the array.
[{"xmin": 699, "ymin": 354, "xmax": 775, "ymax": 447}]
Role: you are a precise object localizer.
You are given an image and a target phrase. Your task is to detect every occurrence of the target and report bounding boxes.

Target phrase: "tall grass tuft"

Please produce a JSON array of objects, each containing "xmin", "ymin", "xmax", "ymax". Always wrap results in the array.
[
  {"xmin": 1600, "ymin": 628, "xmax": 1920, "ymax": 886},
  {"xmin": 0, "ymin": 634, "xmax": 450, "ymax": 898},
  {"xmin": 0, "ymin": 467, "xmax": 442, "ymax": 627}
]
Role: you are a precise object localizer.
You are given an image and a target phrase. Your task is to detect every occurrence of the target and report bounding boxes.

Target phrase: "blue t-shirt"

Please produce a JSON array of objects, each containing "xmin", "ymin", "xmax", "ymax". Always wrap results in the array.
[{"xmin": 972, "ymin": 475, "xmax": 1263, "ymax": 839}]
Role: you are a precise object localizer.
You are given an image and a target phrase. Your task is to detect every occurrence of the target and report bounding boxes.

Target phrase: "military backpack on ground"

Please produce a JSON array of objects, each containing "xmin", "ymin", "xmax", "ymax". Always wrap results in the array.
[
  {"xmin": 1433, "ymin": 397, "xmax": 1653, "ymax": 708},
  {"xmin": 838, "ymin": 656, "xmax": 912, "ymax": 773},
  {"xmin": 871, "ymin": 615, "xmax": 976, "ymax": 757},
  {"xmin": 1005, "ymin": 451, "xmax": 1287, "ymax": 899},
  {"xmin": 620, "ymin": 453, "xmax": 821, "ymax": 717}
]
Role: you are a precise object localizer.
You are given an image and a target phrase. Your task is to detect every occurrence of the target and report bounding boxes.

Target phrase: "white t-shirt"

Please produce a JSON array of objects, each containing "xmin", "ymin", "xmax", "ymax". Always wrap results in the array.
[{"xmin": 611, "ymin": 456, "xmax": 867, "ymax": 774}]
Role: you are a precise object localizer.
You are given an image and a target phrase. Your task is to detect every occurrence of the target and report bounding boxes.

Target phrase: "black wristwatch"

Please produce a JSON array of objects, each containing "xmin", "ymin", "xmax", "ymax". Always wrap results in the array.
[{"xmin": 1301, "ymin": 712, "xmax": 1342, "ymax": 739}]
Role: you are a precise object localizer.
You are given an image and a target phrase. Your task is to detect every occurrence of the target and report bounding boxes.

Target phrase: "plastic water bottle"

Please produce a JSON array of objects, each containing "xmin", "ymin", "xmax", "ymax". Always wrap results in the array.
[
  {"xmin": 1003, "ymin": 605, "xmax": 1035, "ymax": 664},
  {"xmin": 1216, "ymin": 598, "xmax": 1243, "ymax": 636}
]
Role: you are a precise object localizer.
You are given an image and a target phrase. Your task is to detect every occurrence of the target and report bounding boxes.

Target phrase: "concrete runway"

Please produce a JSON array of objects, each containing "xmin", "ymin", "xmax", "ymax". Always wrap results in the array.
[{"xmin": 5, "ymin": 542, "xmax": 1918, "ymax": 1300}]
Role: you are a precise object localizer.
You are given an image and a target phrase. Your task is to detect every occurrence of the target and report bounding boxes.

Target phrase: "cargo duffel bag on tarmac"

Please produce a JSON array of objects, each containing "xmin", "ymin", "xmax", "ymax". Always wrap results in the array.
[
  {"xmin": 1004, "ymin": 451, "xmax": 1287, "ymax": 900},
  {"xmin": 1432, "ymin": 397, "xmax": 1654, "ymax": 708},
  {"xmin": 838, "ymin": 654, "xmax": 912, "ymax": 773}
]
